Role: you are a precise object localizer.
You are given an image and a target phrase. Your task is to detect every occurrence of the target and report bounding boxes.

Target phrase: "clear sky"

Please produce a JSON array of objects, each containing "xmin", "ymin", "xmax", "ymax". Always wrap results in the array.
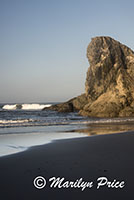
[{"xmin": 0, "ymin": 0, "xmax": 134, "ymax": 103}]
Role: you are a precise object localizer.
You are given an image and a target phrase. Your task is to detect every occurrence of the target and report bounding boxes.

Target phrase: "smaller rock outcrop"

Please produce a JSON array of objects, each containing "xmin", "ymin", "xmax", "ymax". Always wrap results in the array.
[{"xmin": 43, "ymin": 94, "xmax": 88, "ymax": 112}]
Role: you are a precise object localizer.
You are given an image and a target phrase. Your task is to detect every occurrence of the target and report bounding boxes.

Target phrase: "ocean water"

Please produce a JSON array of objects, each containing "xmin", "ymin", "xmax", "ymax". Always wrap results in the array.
[
  {"xmin": 0, "ymin": 103, "xmax": 134, "ymax": 157},
  {"xmin": 0, "ymin": 103, "xmax": 88, "ymax": 128}
]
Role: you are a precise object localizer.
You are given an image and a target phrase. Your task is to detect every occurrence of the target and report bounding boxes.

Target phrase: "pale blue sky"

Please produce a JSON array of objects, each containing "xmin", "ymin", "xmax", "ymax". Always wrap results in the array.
[{"xmin": 0, "ymin": 0, "xmax": 134, "ymax": 103}]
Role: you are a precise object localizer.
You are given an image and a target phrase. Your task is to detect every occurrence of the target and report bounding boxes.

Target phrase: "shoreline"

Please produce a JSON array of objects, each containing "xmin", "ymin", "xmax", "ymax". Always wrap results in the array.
[
  {"xmin": 0, "ymin": 131, "xmax": 134, "ymax": 199},
  {"xmin": 1, "ymin": 121, "xmax": 134, "ymax": 158}
]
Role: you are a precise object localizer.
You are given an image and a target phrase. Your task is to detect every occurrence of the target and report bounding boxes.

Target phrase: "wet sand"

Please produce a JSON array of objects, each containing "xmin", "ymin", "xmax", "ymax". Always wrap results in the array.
[{"xmin": 0, "ymin": 131, "xmax": 134, "ymax": 199}]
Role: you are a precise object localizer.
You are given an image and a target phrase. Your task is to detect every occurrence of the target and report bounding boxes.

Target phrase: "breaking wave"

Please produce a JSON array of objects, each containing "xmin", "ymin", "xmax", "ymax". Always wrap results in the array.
[
  {"xmin": 0, "ymin": 116, "xmax": 134, "ymax": 129},
  {"xmin": 0, "ymin": 119, "xmax": 34, "ymax": 124},
  {"xmin": 2, "ymin": 104, "xmax": 51, "ymax": 110}
]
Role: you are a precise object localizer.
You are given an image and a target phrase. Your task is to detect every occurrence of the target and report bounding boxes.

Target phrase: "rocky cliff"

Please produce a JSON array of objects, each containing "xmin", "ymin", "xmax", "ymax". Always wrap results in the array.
[{"xmin": 44, "ymin": 36, "xmax": 134, "ymax": 117}]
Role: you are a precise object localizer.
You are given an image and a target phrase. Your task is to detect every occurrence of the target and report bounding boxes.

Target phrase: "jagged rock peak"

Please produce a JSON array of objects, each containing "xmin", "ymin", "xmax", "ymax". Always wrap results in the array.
[
  {"xmin": 82, "ymin": 36, "xmax": 134, "ymax": 117},
  {"xmin": 85, "ymin": 36, "xmax": 134, "ymax": 99}
]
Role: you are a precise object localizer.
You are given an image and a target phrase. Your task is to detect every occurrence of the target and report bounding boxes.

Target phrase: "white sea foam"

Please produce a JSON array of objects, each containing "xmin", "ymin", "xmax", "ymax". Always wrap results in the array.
[
  {"xmin": 2, "ymin": 104, "xmax": 17, "ymax": 110},
  {"xmin": 0, "ymin": 117, "xmax": 134, "ymax": 128},
  {"xmin": 22, "ymin": 104, "xmax": 51, "ymax": 110},
  {"xmin": 2, "ymin": 103, "xmax": 51, "ymax": 110},
  {"xmin": 73, "ymin": 118, "xmax": 134, "ymax": 124},
  {"xmin": 0, "ymin": 119, "xmax": 34, "ymax": 124}
]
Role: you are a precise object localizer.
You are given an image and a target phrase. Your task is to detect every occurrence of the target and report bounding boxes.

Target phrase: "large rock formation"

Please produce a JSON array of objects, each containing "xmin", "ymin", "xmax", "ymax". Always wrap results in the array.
[
  {"xmin": 44, "ymin": 36, "xmax": 134, "ymax": 117},
  {"xmin": 81, "ymin": 36, "xmax": 134, "ymax": 117}
]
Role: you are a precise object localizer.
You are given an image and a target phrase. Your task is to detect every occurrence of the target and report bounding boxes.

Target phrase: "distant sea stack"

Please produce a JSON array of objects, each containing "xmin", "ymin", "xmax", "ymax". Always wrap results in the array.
[{"xmin": 44, "ymin": 36, "xmax": 134, "ymax": 117}]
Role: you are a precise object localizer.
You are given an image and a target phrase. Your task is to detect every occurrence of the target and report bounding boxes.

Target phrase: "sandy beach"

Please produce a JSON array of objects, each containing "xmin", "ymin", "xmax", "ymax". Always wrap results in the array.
[{"xmin": 0, "ymin": 131, "xmax": 134, "ymax": 200}]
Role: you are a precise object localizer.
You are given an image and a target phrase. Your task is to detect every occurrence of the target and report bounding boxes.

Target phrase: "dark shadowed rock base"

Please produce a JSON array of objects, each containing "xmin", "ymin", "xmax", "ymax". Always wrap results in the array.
[{"xmin": 43, "ymin": 93, "xmax": 88, "ymax": 112}]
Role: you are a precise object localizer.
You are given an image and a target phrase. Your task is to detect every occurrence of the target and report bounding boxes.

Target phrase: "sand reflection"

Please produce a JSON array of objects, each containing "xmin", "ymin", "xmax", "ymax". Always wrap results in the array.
[{"xmin": 73, "ymin": 122, "xmax": 134, "ymax": 136}]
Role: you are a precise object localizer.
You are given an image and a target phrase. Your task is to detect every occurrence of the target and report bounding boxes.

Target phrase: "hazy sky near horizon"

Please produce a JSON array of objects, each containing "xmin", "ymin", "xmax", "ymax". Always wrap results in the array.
[{"xmin": 0, "ymin": 0, "xmax": 134, "ymax": 103}]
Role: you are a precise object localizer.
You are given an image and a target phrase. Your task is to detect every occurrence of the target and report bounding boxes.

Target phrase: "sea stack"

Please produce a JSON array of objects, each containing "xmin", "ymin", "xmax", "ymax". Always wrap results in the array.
[{"xmin": 44, "ymin": 36, "xmax": 134, "ymax": 117}]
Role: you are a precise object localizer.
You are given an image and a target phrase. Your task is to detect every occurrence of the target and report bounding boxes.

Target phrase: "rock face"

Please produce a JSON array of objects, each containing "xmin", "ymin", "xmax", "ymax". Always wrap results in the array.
[
  {"xmin": 81, "ymin": 36, "xmax": 134, "ymax": 117},
  {"xmin": 44, "ymin": 36, "xmax": 134, "ymax": 117}
]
